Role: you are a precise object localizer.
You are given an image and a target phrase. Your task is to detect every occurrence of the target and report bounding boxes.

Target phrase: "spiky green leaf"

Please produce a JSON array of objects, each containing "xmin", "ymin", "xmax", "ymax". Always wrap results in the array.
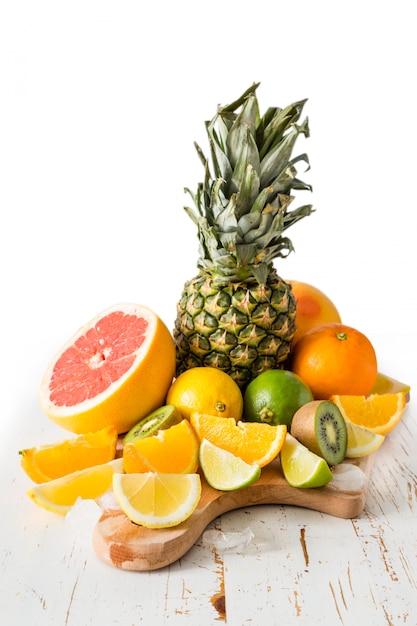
[{"xmin": 183, "ymin": 83, "xmax": 313, "ymax": 283}]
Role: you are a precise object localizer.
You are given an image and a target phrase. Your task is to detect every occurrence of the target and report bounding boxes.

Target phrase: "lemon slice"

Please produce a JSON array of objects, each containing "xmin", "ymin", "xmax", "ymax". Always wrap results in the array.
[
  {"xmin": 345, "ymin": 422, "xmax": 385, "ymax": 458},
  {"xmin": 199, "ymin": 439, "xmax": 261, "ymax": 491},
  {"xmin": 280, "ymin": 434, "xmax": 333, "ymax": 488},
  {"xmin": 112, "ymin": 472, "xmax": 201, "ymax": 528},
  {"xmin": 26, "ymin": 458, "xmax": 124, "ymax": 514}
]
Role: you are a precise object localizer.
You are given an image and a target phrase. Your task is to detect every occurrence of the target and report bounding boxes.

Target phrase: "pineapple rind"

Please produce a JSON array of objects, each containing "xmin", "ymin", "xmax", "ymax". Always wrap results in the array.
[{"xmin": 174, "ymin": 269, "xmax": 296, "ymax": 388}]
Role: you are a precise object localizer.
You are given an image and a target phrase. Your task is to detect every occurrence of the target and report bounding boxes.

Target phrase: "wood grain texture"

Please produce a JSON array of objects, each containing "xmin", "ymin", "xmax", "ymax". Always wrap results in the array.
[
  {"xmin": 93, "ymin": 455, "xmax": 375, "ymax": 571},
  {"xmin": 3, "ymin": 370, "xmax": 415, "ymax": 625}
]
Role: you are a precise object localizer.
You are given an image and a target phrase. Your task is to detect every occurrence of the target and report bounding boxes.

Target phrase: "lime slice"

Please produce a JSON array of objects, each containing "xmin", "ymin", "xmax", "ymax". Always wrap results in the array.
[
  {"xmin": 345, "ymin": 421, "xmax": 385, "ymax": 458},
  {"xmin": 280, "ymin": 434, "xmax": 333, "ymax": 488},
  {"xmin": 199, "ymin": 439, "xmax": 261, "ymax": 491}
]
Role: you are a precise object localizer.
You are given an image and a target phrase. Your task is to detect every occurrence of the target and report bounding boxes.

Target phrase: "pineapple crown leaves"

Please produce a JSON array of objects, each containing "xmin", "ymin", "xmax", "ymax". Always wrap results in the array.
[{"xmin": 184, "ymin": 82, "xmax": 314, "ymax": 284}]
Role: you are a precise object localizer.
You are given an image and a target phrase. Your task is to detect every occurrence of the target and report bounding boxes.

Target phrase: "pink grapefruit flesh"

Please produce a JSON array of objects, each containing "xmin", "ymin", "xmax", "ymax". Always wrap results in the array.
[{"xmin": 40, "ymin": 303, "xmax": 176, "ymax": 435}]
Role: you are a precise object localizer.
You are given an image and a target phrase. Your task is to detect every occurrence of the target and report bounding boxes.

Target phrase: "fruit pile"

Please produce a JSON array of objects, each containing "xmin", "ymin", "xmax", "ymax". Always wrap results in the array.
[
  {"xmin": 20, "ymin": 85, "xmax": 410, "ymax": 535},
  {"xmin": 21, "ymin": 291, "xmax": 409, "ymax": 530}
]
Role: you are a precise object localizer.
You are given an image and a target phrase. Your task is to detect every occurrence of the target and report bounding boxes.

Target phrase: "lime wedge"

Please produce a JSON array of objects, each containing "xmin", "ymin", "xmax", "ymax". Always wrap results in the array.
[
  {"xmin": 199, "ymin": 439, "xmax": 261, "ymax": 491},
  {"xmin": 280, "ymin": 434, "xmax": 333, "ymax": 488},
  {"xmin": 345, "ymin": 421, "xmax": 385, "ymax": 458}
]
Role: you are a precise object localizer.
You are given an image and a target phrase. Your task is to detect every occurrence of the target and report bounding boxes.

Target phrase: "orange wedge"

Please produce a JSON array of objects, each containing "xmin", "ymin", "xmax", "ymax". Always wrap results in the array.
[
  {"xmin": 122, "ymin": 419, "xmax": 199, "ymax": 474},
  {"xmin": 190, "ymin": 412, "xmax": 286, "ymax": 467},
  {"xmin": 329, "ymin": 392, "xmax": 407, "ymax": 436},
  {"xmin": 19, "ymin": 426, "xmax": 118, "ymax": 483}
]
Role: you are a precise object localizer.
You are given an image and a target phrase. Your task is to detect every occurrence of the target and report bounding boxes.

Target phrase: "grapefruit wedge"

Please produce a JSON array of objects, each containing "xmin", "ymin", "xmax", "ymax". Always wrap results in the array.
[{"xmin": 39, "ymin": 304, "xmax": 176, "ymax": 435}]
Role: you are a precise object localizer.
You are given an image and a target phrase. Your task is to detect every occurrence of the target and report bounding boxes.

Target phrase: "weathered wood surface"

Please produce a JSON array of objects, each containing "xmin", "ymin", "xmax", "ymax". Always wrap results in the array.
[
  {"xmin": 2, "ymin": 387, "xmax": 416, "ymax": 624},
  {"xmin": 1, "ymin": 326, "xmax": 415, "ymax": 625}
]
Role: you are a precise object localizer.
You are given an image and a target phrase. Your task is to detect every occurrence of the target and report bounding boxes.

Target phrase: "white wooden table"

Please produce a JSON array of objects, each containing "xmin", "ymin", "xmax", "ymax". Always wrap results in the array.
[{"xmin": 1, "ymin": 334, "xmax": 416, "ymax": 625}]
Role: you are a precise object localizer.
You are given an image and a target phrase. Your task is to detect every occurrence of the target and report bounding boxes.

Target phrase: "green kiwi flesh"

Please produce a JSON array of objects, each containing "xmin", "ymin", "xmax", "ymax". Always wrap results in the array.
[
  {"xmin": 290, "ymin": 400, "xmax": 347, "ymax": 466},
  {"xmin": 123, "ymin": 405, "xmax": 182, "ymax": 444}
]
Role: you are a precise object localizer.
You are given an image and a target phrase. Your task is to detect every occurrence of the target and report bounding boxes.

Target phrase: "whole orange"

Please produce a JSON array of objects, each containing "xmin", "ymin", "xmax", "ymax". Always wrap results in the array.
[
  {"xmin": 290, "ymin": 322, "xmax": 378, "ymax": 400},
  {"xmin": 288, "ymin": 280, "xmax": 342, "ymax": 344}
]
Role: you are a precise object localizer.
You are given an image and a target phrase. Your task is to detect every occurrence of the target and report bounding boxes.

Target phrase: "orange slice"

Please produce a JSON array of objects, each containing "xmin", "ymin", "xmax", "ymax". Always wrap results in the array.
[
  {"xmin": 329, "ymin": 392, "xmax": 407, "ymax": 435},
  {"xmin": 122, "ymin": 419, "xmax": 199, "ymax": 474},
  {"xmin": 19, "ymin": 426, "xmax": 118, "ymax": 483},
  {"xmin": 190, "ymin": 412, "xmax": 286, "ymax": 467}
]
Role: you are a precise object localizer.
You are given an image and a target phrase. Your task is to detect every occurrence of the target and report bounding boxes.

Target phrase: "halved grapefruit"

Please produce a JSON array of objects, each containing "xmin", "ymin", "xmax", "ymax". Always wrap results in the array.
[{"xmin": 39, "ymin": 303, "xmax": 176, "ymax": 435}]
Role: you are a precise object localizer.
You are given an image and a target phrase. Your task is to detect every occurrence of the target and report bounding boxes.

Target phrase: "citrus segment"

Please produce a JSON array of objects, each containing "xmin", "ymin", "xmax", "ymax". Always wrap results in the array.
[
  {"xmin": 122, "ymin": 420, "xmax": 199, "ymax": 474},
  {"xmin": 39, "ymin": 303, "xmax": 176, "ymax": 435},
  {"xmin": 26, "ymin": 458, "xmax": 124, "ymax": 514},
  {"xmin": 280, "ymin": 434, "xmax": 334, "ymax": 488},
  {"xmin": 329, "ymin": 392, "xmax": 407, "ymax": 436},
  {"xmin": 19, "ymin": 425, "xmax": 118, "ymax": 483},
  {"xmin": 112, "ymin": 472, "xmax": 201, "ymax": 528},
  {"xmin": 166, "ymin": 367, "xmax": 243, "ymax": 420},
  {"xmin": 199, "ymin": 439, "xmax": 261, "ymax": 491},
  {"xmin": 290, "ymin": 322, "xmax": 378, "ymax": 399},
  {"xmin": 371, "ymin": 372, "xmax": 411, "ymax": 398},
  {"xmin": 123, "ymin": 405, "xmax": 183, "ymax": 444},
  {"xmin": 344, "ymin": 422, "xmax": 385, "ymax": 458},
  {"xmin": 288, "ymin": 280, "xmax": 342, "ymax": 344},
  {"xmin": 190, "ymin": 413, "xmax": 286, "ymax": 467}
]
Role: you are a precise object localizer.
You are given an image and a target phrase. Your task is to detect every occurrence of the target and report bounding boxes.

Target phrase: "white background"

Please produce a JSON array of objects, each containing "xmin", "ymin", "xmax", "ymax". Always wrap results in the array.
[{"xmin": 1, "ymin": 1, "xmax": 416, "ymax": 442}]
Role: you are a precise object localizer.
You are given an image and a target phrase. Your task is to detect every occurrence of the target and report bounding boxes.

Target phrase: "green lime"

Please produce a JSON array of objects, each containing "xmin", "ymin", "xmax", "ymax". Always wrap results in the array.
[
  {"xmin": 243, "ymin": 369, "xmax": 313, "ymax": 428},
  {"xmin": 199, "ymin": 439, "xmax": 261, "ymax": 491},
  {"xmin": 280, "ymin": 434, "xmax": 333, "ymax": 488}
]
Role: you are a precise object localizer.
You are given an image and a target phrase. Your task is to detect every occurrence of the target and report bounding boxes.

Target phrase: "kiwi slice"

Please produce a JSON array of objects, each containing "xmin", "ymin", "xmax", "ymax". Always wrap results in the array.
[
  {"xmin": 290, "ymin": 400, "xmax": 347, "ymax": 466},
  {"xmin": 123, "ymin": 405, "xmax": 182, "ymax": 444}
]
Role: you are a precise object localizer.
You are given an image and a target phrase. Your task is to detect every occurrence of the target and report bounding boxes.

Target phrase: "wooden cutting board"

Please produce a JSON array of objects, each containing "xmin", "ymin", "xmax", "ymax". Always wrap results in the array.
[
  {"xmin": 93, "ymin": 453, "xmax": 375, "ymax": 571},
  {"xmin": 93, "ymin": 373, "xmax": 410, "ymax": 571}
]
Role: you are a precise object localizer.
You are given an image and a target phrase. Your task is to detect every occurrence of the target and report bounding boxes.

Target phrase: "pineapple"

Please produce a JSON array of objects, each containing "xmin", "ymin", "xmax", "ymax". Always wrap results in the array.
[{"xmin": 174, "ymin": 83, "xmax": 314, "ymax": 389}]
